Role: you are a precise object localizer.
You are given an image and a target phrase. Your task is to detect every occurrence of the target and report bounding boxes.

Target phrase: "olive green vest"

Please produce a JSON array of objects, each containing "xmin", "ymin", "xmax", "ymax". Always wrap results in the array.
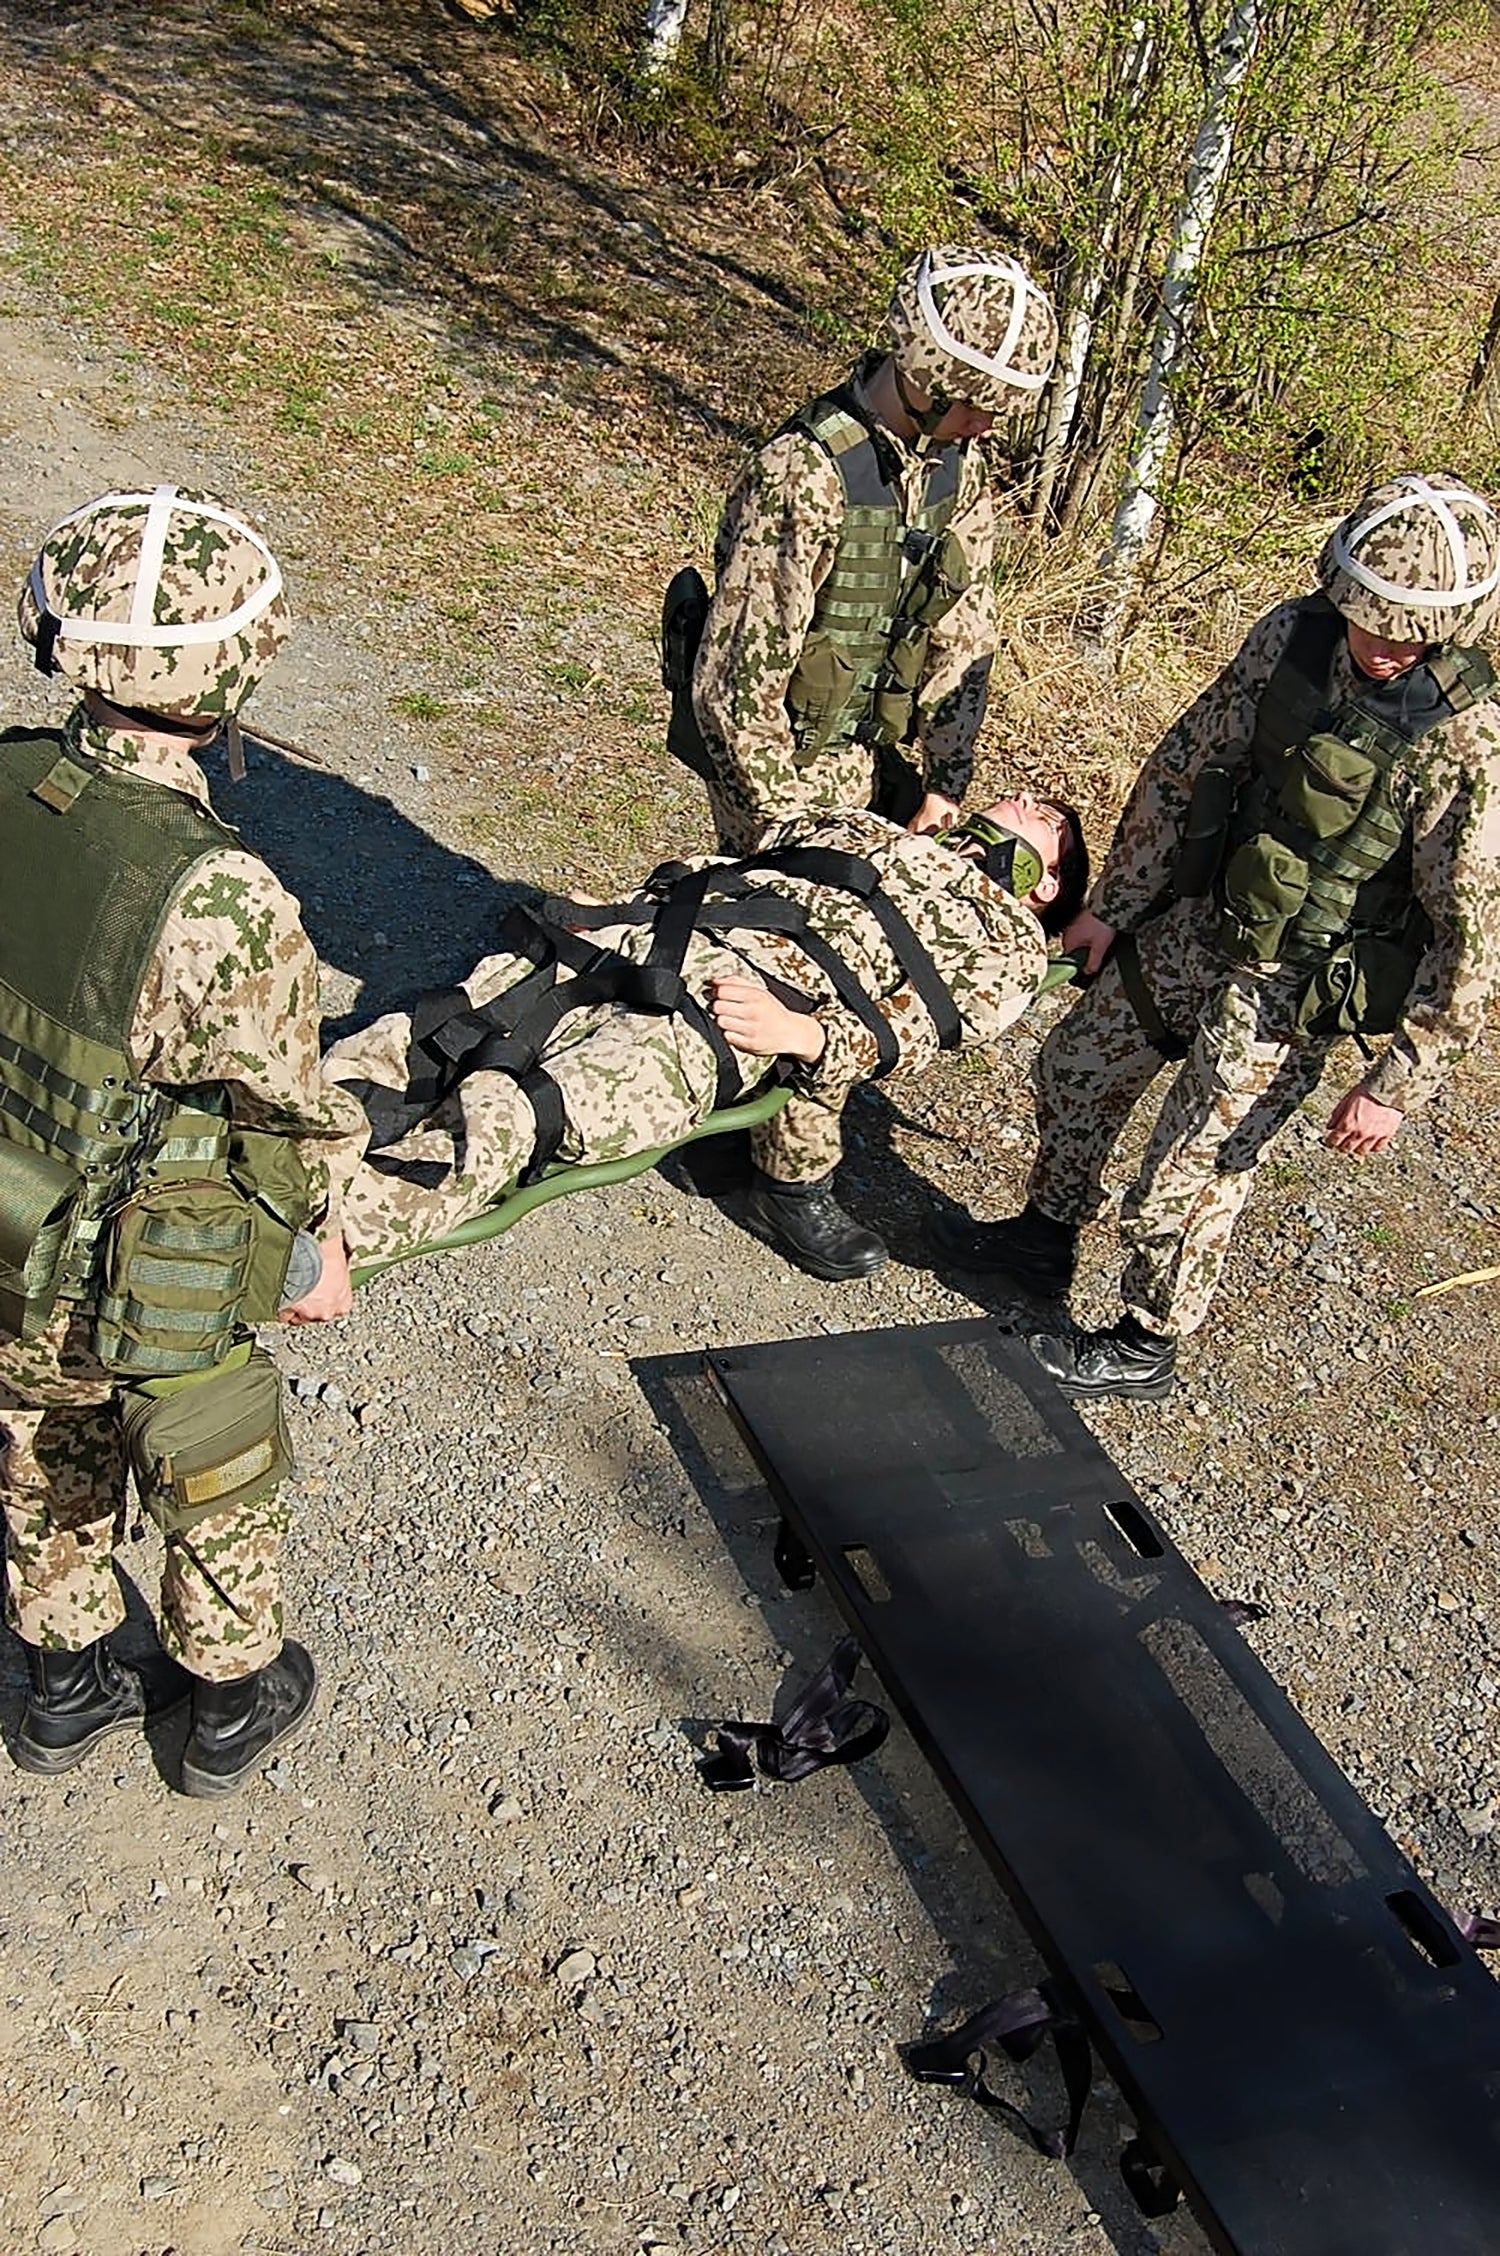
[
  {"xmin": 0, "ymin": 727, "xmax": 314, "ymax": 1357},
  {"xmin": 783, "ymin": 373, "xmax": 971, "ymax": 759},
  {"xmin": 1177, "ymin": 598, "xmax": 1495, "ymax": 1033}
]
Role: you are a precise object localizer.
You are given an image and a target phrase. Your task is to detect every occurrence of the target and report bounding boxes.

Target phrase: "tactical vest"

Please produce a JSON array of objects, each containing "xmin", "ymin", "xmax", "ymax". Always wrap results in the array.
[
  {"xmin": 0, "ymin": 727, "xmax": 315, "ymax": 1366},
  {"xmin": 1175, "ymin": 597, "xmax": 1496, "ymax": 1035},
  {"xmin": 783, "ymin": 377, "xmax": 970, "ymax": 760}
]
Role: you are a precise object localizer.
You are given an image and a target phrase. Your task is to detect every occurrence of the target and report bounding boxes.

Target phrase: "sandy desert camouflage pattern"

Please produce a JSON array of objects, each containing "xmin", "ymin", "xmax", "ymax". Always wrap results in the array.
[
  {"xmin": 887, "ymin": 245, "xmax": 1058, "ymax": 414},
  {"xmin": 18, "ymin": 485, "xmax": 290, "ymax": 718},
  {"xmin": 0, "ymin": 710, "xmax": 368, "ymax": 1676},
  {"xmin": 1317, "ymin": 473, "xmax": 1500, "ymax": 645},
  {"xmin": 1023, "ymin": 594, "xmax": 1500, "ymax": 1336},
  {"xmin": 327, "ymin": 809, "xmax": 1047, "ymax": 1265},
  {"xmin": 693, "ymin": 363, "xmax": 997, "ymax": 855}
]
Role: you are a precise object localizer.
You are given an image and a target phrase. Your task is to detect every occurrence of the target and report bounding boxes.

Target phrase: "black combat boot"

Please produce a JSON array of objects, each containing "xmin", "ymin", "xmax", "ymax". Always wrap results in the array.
[
  {"xmin": 180, "ymin": 1641, "xmax": 318, "ymax": 1799},
  {"xmin": 12, "ymin": 1638, "xmax": 191, "ymax": 1776},
  {"xmin": 742, "ymin": 1171, "xmax": 888, "ymax": 1282},
  {"xmin": 926, "ymin": 1199, "xmax": 1079, "ymax": 1293},
  {"xmin": 1027, "ymin": 1314, "xmax": 1178, "ymax": 1403}
]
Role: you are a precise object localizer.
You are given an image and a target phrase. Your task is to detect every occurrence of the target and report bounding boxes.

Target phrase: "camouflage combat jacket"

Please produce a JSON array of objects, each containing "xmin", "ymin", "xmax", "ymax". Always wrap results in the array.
[
  {"xmin": 1090, "ymin": 601, "xmax": 1500, "ymax": 1112},
  {"xmin": 692, "ymin": 360, "xmax": 998, "ymax": 846}
]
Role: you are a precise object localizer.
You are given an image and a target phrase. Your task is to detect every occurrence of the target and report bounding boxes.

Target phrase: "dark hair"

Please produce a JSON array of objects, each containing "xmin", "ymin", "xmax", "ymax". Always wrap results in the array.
[{"xmin": 1040, "ymin": 801, "xmax": 1089, "ymax": 936}]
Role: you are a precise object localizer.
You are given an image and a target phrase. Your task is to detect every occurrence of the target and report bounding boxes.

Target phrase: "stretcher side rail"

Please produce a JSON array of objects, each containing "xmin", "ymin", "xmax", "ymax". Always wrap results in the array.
[{"xmin": 348, "ymin": 1083, "xmax": 788, "ymax": 1286}]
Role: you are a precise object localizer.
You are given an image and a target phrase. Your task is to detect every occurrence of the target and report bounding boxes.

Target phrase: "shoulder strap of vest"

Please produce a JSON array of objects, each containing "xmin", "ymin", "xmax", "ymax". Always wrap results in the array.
[
  {"xmin": 1284, "ymin": 591, "xmax": 1346, "ymax": 686},
  {"xmin": 1425, "ymin": 642, "xmax": 1498, "ymax": 717}
]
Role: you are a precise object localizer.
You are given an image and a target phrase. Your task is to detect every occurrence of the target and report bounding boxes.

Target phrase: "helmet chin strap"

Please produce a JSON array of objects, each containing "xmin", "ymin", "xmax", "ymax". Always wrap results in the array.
[
  {"xmin": 88, "ymin": 691, "xmax": 241, "ymax": 774},
  {"xmin": 891, "ymin": 362, "xmax": 951, "ymax": 441}
]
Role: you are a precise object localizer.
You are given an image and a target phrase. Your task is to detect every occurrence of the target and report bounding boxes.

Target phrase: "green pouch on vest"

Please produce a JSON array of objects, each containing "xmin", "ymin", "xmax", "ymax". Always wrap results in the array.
[
  {"xmin": 92, "ymin": 1178, "xmax": 256, "ymax": 1378},
  {"xmin": 1279, "ymin": 732, "xmax": 1377, "ymax": 841},
  {"xmin": 120, "ymin": 1348, "xmax": 293, "ymax": 1532},
  {"xmin": 0, "ymin": 1141, "xmax": 80, "ymax": 1342},
  {"xmin": 1293, "ymin": 935, "xmax": 1415, "ymax": 1038},
  {"xmin": 1218, "ymin": 837, "xmax": 1309, "ymax": 962},
  {"xmin": 228, "ymin": 1128, "xmax": 309, "ymax": 1322},
  {"xmin": 787, "ymin": 638, "xmax": 859, "ymax": 757},
  {"xmin": 868, "ymin": 618, "xmax": 927, "ymax": 747},
  {"xmin": 1172, "ymin": 761, "xmax": 1238, "ymax": 897},
  {"xmin": 899, "ymin": 526, "xmax": 971, "ymax": 629}
]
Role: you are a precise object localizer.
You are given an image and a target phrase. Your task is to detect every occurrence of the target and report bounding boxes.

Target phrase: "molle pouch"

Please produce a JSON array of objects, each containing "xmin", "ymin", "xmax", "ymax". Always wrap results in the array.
[
  {"xmin": 1279, "ymin": 732, "xmax": 1377, "ymax": 840},
  {"xmin": 0, "ymin": 1141, "xmax": 80, "ymax": 1342},
  {"xmin": 1294, "ymin": 937, "xmax": 1413, "ymax": 1038},
  {"xmin": 900, "ymin": 526, "xmax": 971, "ymax": 628},
  {"xmin": 868, "ymin": 620, "xmax": 927, "ymax": 746},
  {"xmin": 121, "ymin": 1349, "xmax": 293, "ymax": 1532},
  {"xmin": 92, "ymin": 1178, "xmax": 255, "ymax": 1378},
  {"xmin": 228, "ymin": 1128, "xmax": 313, "ymax": 1323},
  {"xmin": 1217, "ymin": 837, "xmax": 1309, "ymax": 963},
  {"xmin": 786, "ymin": 638, "xmax": 858, "ymax": 758},
  {"xmin": 1172, "ymin": 761, "xmax": 1238, "ymax": 897}
]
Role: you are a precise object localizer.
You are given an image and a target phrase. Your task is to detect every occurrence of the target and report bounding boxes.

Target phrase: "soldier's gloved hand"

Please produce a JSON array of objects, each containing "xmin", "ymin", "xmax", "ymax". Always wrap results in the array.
[
  {"xmin": 709, "ymin": 977, "xmax": 826, "ymax": 1065},
  {"xmin": 1060, "ymin": 908, "xmax": 1116, "ymax": 977}
]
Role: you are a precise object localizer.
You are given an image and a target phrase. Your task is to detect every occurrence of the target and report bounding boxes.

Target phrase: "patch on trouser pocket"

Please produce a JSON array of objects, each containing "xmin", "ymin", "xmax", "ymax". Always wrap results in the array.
[{"xmin": 121, "ymin": 1350, "xmax": 293, "ymax": 1533}]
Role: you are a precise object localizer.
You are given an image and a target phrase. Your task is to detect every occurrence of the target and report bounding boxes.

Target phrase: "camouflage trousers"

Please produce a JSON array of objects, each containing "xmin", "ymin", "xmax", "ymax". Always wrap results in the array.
[
  {"xmin": 328, "ymin": 932, "xmax": 802, "ymax": 1266},
  {"xmin": 1, "ymin": 1311, "xmax": 289, "ymax": 1676},
  {"xmin": 1028, "ymin": 898, "xmax": 1331, "ymax": 1337}
]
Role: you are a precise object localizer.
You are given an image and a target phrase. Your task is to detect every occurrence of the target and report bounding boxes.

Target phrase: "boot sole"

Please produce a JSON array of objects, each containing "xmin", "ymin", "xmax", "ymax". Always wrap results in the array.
[
  {"xmin": 1051, "ymin": 1371, "xmax": 1177, "ymax": 1404},
  {"xmin": 180, "ymin": 1665, "xmax": 319, "ymax": 1800},
  {"xmin": 11, "ymin": 1711, "xmax": 146, "ymax": 1776}
]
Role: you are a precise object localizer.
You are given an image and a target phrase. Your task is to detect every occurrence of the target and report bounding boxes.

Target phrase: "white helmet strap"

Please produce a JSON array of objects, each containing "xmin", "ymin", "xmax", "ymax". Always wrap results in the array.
[
  {"xmin": 914, "ymin": 250, "xmax": 1050, "ymax": 397},
  {"xmin": 1332, "ymin": 473, "xmax": 1500, "ymax": 613},
  {"xmin": 30, "ymin": 484, "xmax": 284, "ymax": 649}
]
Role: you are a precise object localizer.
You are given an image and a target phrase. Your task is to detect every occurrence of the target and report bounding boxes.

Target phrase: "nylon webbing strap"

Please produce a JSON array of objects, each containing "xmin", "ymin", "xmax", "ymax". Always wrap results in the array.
[
  {"xmin": 697, "ymin": 1636, "xmax": 890, "ymax": 1790},
  {"xmin": 737, "ymin": 844, "xmax": 961, "ymax": 1056},
  {"xmin": 1113, "ymin": 931, "xmax": 1189, "ymax": 1060},
  {"xmin": 903, "ymin": 1982, "xmax": 1095, "ymax": 2160}
]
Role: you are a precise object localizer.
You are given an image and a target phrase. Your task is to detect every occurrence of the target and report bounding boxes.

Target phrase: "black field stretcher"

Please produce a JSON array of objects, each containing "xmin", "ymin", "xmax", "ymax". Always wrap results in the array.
[{"xmin": 703, "ymin": 1319, "xmax": 1500, "ymax": 2256}]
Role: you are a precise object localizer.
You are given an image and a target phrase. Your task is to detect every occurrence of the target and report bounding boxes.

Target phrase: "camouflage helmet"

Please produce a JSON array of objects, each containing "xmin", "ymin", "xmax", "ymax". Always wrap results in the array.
[
  {"xmin": 887, "ymin": 246, "xmax": 1058, "ymax": 416},
  {"xmin": 1317, "ymin": 472, "xmax": 1500, "ymax": 645},
  {"xmin": 18, "ymin": 484, "xmax": 290, "ymax": 719}
]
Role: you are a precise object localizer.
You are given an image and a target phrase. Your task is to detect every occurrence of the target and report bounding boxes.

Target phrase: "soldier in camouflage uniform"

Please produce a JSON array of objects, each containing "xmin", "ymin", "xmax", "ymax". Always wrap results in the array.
[
  {"xmin": 686, "ymin": 245, "xmax": 1059, "ymax": 1279},
  {"xmin": 1, "ymin": 488, "xmax": 368, "ymax": 1792},
  {"xmin": 324, "ymin": 796, "xmax": 1087, "ymax": 1272},
  {"xmin": 932, "ymin": 473, "xmax": 1500, "ymax": 1402}
]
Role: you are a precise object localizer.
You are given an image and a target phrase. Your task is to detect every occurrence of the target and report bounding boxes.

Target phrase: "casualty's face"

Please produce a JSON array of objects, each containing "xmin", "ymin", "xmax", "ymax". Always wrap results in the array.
[{"xmin": 986, "ymin": 793, "xmax": 1069, "ymax": 886}]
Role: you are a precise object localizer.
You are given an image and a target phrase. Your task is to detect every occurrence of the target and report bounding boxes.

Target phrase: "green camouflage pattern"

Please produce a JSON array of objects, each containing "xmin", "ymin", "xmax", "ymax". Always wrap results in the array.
[
  {"xmin": 1317, "ymin": 473, "xmax": 1500, "ymax": 645},
  {"xmin": 18, "ymin": 485, "xmax": 290, "ymax": 719},
  {"xmin": 692, "ymin": 362, "xmax": 998, "ymax": 854},
  {"xmin": 1024, "ymin": 594, "xmax": 1500, "ymax": 1335},
  {"xmin": 0, "ymin": 706, "xmax": 366, "ymax": 1676},
  {"xmin": 328, "ymin": 809, "xmax": 1047, "ymax": 1262},
  {"xmin": 887, "ymin": 245, "xmax": 1058, "ymax": 414}
]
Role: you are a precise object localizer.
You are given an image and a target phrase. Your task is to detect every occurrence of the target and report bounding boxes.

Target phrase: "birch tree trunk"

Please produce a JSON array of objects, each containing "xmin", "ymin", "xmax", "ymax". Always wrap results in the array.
[
  {"xmin": 640, "ymin": 0, "xmax": 691, "ymax": 78},
  {"xmin": 1029, "ymin": 19, "xmax": 1155, "ymax": 531},
  {"xmin": 1097, "ymin": 0, "xmax": 1262, "ymax": 646}
]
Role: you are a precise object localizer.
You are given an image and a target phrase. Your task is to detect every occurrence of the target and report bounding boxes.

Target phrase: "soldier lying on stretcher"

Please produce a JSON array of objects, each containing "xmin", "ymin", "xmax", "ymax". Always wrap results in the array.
[{"xmin": 292, "ymin": 796, "xmax": 1088, "ymax": 1307}]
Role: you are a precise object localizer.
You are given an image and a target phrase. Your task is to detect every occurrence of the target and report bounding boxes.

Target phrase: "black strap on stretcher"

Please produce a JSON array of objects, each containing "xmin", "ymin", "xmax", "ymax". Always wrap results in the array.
[
  {"xmin": 343, "ymin": 847, "xmax": 963, "ymax": 1185},
  {"xmin": 697, "ymin": 1635, "xmax": 890, "ymax": 1789}
]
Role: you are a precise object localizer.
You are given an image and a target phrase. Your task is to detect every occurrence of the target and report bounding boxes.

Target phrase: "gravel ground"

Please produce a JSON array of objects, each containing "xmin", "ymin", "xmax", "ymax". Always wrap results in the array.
[{"xmin": 5, "ymin": 172, "xmax": 1500, "ymax": 2256}]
